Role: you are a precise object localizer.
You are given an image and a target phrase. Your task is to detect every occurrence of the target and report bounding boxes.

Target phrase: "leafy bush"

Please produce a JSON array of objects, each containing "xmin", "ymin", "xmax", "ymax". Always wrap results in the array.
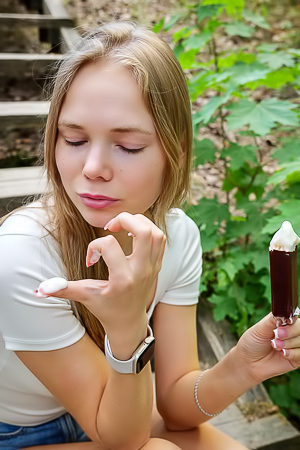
[{"xmin": 154, "ymin": 0, "xmax": 300, "ymax": 423}]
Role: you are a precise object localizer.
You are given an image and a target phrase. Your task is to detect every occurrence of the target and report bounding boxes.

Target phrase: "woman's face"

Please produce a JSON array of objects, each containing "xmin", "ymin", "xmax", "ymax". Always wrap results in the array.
[{"xmin": 55, "ymin": 61, "xmax": 166, "ymax": 229}]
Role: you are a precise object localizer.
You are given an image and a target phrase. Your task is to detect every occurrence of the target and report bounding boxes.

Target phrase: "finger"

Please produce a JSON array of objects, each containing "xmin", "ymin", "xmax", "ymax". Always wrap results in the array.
[
  {"xmin": 86, "ymin": 234, "xmax": 128, "ymax": 278},
  {"xmin": 106, "ymin": 212, "xmax": 166, "ymax": 264},
  {"xmin": 281, "ymin": 348, "xmax": 300, "ymax": 368},
  {"xmin": 105, "ymin": 212, "xmax": 153, "ymax": 261},
  {"xmin": 137, "ymin": 215, "xmax": 167, "ymax": 266},
  {"xmin": 35, "ymin": 277, "xmax": 108, "ymax": 304},
  {"xmin": 274, "ymin": 318, "xmax": 300, "ymax": 341}
]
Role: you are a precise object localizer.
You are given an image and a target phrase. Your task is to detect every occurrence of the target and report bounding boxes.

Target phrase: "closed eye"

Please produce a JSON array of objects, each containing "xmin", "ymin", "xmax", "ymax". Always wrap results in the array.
[
  {"xmin": 65, "ymin": 139, "xmax": 87, "ymax": 147},
  {"xmin": 117, "ymin": 145, "xmax": 146, "ymax": 154}
]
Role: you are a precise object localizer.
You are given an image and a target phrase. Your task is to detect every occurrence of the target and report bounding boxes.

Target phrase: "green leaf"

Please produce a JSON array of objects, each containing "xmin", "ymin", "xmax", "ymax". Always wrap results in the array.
[
  {"xmin": 193, "ymin": 138, "xmax": 217, "ymax": 165},
  {"xmin": 152, "ymin": 18, "xmax": 165, "ymax": 33},
  {"xmin": 289, "ymin": 372, "xmax": 300, "ymax": 400},
  {"xmin": 222, "ymin": 143, "xmax": 258, "ymax": 170},
  {"xmin": 269, "ymin": 383, "xmax": 293, "ymax": 408},
  {"xmin": 196, "ymin": 4, "xmax": 225, "ymax": 22},
  {"xmin": 178, "ymin": 48, "xmax": 198, "ymax": 70},
  {"xmin": 257, "ymin": 51, "xmax": 295, "ymax": 71},
  {"xmin": 273, "ymin": 139, "xmax": 300, "ymax": 164},
  {"xmin": 172, "ymin": 27, "xmax": 192, "ymax": 43},
  {"xmin": 202, "ymin": 0, "xmax": 244, "ymax": 16},
  {"xmin": 219, "ymin": 260, "xmax": 239, "ymax": 281},
  {"xmin": 193, "ymin": 92, "xmax": 231, "ymax": 124},
  {"xmin": 246, "ymin": 68, "xmax": 295, "ymax": 90},
  {"xmin": 209, "ymin": 292, "xmax": 238, "ymax": 321},
  {"xmin": 218, "ymin": 51, "xmax": 256, "ymax": 69},
  {"xmin": 184, "ymin": 31, "xmax": 213, "ymax": 50},
  {"xmin": 262, "ymin": 200, "xmax": 300, "ymax": 235},
  {"xmin": 257, "ymin": 43, "xmax": 278, "ymax": 52},
  {"xmin": 186, "ymin": 197, "xmax": 230, "ymax": 227},
  {"xmin": 289, "ymin": 48, "xmax": 300, "ymax": 57},
  {"xmin": 268, "ymin": 161, "xmax": 300, "ymax": 185},
  {"xmin": 163, "ymin": 14, "xmax": 182, "ymax": 31},
  {"xmin": 224, "ymin": 21, "xmax": 254, "ymax": 37},
  {"xmin": 242, "ymin": 8, "xmax": 270, "ymax": 29},
  {"xmin": 225, "ymin": 62, "xmax": 270, "ymax": 86},
  {"xmin": 199, "ymin": 228, "xmax": 220, "ymax": 253},
  {"xmin": 226, "ymin": 98, "xmax": 299, "ymax": 136}
]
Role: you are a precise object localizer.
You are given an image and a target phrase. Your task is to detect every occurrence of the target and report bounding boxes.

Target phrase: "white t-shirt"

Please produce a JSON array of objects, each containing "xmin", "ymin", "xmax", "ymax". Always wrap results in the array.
[{"xmin": 0, "ymin": 204, "xmax": 202, "ymax": 426}]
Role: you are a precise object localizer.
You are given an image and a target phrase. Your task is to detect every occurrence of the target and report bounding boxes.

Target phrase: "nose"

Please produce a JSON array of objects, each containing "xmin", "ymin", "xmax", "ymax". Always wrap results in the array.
[{"xmin": 82, "ymin": 143, "xmax": 113, "ymax": 181}]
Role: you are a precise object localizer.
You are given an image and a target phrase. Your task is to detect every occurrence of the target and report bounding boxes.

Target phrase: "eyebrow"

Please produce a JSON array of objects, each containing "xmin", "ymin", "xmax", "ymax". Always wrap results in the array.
[{"xmin": 58, "ymin": 122, "xmax": 153, "ymax": 135}]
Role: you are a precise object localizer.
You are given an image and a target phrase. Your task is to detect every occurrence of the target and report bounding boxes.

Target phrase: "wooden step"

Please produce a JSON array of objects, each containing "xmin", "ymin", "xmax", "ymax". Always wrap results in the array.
[
  {"xmin": 0, "ymin": 166, "xmax": 47, "ymax": 199},
  {"xmin": 0, "ymin": 13, "xmax": 73, "ymax": 29},
  {"xmin": 42, "ymin": 0, "xmax": 81, "ymax": 51},
  {"xmin": 0, "ymin": 53, "xmax": 63, "ymax": 74},
  {"xmin": 197, "ymin": 300, "xmax": 300, "ymax": 449},
  {"xmin": 0, "ymin": 101, "xmax": 49, "ymax": 127}
]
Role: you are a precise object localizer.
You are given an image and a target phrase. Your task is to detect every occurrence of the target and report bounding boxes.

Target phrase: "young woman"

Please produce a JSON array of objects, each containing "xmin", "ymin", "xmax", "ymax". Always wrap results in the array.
[{"xmin": 0, "ymin": 21, "xmax": 299, "ymax": 450}]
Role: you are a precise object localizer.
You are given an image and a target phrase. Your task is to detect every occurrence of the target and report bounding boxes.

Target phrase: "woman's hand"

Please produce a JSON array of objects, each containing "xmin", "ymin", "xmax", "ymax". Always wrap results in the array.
[
  {"xmin": 36, "ymin": 212, "xmax": 166, "ymax": 358},
  {"xmin": 235, "ymin": 313, "xmax": 300, "ymax": 385}
]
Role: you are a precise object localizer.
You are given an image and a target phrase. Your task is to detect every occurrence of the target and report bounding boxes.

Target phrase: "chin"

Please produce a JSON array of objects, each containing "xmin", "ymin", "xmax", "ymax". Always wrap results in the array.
[{"xmin": 78, "ymin": 209, "xmax": 110, "ymax": 229}]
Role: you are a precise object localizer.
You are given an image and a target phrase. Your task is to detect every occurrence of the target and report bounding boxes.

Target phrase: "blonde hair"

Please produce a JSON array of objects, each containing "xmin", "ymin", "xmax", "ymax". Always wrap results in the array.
[{"xmin": 30, "ymin": 22, "xmax": 193, "ymax": 350}]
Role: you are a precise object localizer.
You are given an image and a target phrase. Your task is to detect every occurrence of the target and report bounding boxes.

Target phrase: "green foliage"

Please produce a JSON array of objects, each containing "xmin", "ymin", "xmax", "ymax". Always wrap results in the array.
[{"xmin": 154, "ymin": 0, "xmax": 300, "ymax": 424}]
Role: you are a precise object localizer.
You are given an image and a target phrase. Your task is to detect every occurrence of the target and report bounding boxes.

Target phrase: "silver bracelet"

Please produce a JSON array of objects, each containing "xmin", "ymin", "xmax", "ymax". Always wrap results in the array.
[{"xmin": 194, "ymin": 369, "xmax": 222, "ymax": 417}]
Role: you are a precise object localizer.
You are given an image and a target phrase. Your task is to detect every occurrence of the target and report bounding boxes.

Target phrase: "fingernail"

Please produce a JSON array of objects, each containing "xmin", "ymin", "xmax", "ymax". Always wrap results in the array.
[
  {"xmin": 273, "ymin": 329, "xmax": 279, "ymax": 339},
  {"xmin": 88, "ymin": 250, "xmax": 101, "ymax": 266},
  {"xmin": 128, "ymin": 232, "xmax": 134, "ymax": 238},
  {"xmin": 271, "ymin": 339, "xmax": 285, "ymax": 349},
  {"xmin": 282, "ymin": 349, "xmax": 290, "ymax": 357},
  {"xmin": 273, "ymin": 327, "xmax": 287, "ymax": 339},
  {"xmin": 104, "ymin": 219, "xmax": 114, "ymax": 230},
  {"xmin": 35, "ymin": 277, "xmax": 68, "ymax": 296}
]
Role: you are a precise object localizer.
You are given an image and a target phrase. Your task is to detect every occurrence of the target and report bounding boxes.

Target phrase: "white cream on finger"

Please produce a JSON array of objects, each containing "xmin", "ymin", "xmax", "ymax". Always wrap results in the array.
[{"xmin": 35, "ymin": 277, "xmax": 68, "ymax": 297}]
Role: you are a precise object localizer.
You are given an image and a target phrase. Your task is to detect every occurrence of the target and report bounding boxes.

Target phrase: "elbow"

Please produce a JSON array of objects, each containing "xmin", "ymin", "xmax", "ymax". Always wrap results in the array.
[
  {"xmin": 94, "ymin": 431, "xmax": 151, "ymax": 450},
  {"xmin": 156, "ymin": 401, "xmax": 204, "ymax": 432}
]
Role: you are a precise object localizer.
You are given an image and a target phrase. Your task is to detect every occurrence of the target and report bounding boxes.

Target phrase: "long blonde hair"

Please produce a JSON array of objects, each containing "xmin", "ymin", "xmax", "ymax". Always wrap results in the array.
[{"xmin": 26, "ymin": 22, "xmax": 194, "ymax": 350}]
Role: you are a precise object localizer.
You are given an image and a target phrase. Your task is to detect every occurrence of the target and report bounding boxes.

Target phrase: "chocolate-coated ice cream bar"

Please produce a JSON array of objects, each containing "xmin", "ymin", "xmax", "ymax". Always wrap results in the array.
[{"xmin": 269, "ymin": 221, "xmax": 300, "ymax": 326}]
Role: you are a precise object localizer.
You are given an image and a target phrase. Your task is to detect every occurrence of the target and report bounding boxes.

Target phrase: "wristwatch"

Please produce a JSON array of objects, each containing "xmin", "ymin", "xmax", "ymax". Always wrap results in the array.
[{"xmin": 104, "ymin": 325, "xmax": 155, "ymax": 374}]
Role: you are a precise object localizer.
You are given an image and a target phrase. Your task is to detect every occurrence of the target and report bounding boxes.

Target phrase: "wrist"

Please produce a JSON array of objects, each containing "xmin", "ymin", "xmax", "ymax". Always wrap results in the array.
[
  {"xmin": 105, "ymin": 324, "xmax": 155, "ymax": 374},
  {"xmin": 105, "ymin": 314, "xmax": 149, "ymax": 361},
  {"xmin": 222, "ymin": 346, "xmax": 259, "ymax": 393}
]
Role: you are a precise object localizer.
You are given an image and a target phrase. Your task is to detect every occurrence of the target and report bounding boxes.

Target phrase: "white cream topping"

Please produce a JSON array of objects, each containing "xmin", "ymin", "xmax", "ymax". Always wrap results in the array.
[
  {"xmin": 36, "ymin": 277, "xmax": 68, "ymax": 297},
  {"xmin": 269, "ymin": 221, "xmax": 300, "ymax": 252}
]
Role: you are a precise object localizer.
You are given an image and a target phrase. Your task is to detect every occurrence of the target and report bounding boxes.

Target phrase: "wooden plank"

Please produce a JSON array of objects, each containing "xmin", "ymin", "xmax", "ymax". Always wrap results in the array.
[
  {"xmin": 42, "ymin": 0, "xmax": 81, "ymax": 51},
  {"xmin": 0, "ymin": 13, "xmax": 73, "ymax": 29},
  {"xmin": 0, "ymin": 166, "xmax": 47, "ymax": 199},
  {"xmin": 43, "ymin": 0, "xmax": 70, "ymax": 18},
  {"xmin": 210, "ymin": 404, "xmax": 300, "ymax": 449},
  {"xmin": 197, "ymin": 300, "xmax": 300, "ymax": 449},
  {"xmin": 0, "ymin": 53, "xmax": 63, "ymax": 74},
  {"xmin": 0, "ymin": 101, "xmax": 49, "ymax": 127}
]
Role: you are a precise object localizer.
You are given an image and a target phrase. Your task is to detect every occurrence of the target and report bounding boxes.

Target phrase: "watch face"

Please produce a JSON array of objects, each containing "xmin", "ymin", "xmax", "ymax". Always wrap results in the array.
[{"xmin": 136, "ymin": 339, "xmax": 155, "ymax": 373}]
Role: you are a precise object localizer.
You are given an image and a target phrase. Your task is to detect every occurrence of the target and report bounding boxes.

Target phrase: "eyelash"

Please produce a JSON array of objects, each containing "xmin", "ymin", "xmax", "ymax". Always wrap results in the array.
[
  {"xmin": 64, "ymin": 140, "xmax": 145, "ymax": 154},
  {"xmin": 65, "ymin": 140, "xmax": 86, "ymax": 147},
  {"xmin": 117, "ymin": 145, "xmax": 145, "ymax": 154}
]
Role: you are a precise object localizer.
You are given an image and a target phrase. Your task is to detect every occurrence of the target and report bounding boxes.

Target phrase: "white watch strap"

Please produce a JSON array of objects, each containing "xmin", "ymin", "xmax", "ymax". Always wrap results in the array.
[{"xmin": 104, "ymin": 325, "xmax": 153, "ymax": 374}]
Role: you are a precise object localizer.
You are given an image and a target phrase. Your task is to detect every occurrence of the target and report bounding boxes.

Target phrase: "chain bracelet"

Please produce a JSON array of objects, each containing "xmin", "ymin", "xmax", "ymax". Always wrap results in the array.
[{"xmin": 194, "ymin": 369, "xmax": 222, "ymax": 417}]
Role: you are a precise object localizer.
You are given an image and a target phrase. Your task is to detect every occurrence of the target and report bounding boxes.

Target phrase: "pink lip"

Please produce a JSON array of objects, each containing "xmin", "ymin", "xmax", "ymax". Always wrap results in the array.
[{"xmin": 79, "ymin": 193, "xmax": 119, "ymax": 209}]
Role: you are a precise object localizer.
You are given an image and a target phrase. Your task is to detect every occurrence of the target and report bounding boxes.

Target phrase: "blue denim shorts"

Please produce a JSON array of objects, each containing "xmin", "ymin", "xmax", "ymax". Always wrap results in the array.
[{"xmin": 0, "ymin": 413, "xmax": 90, "ymax": 449}]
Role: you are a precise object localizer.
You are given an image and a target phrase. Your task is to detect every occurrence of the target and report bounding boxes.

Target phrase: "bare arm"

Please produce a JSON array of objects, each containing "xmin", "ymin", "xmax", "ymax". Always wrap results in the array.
[
  {"xmin": 17, "ymin": 213, "xmax": 166, "ymax": 449},
  {"xmin": 17, "ymin": 324, "xmax": 153, "ymax": 449},
  {"xmin": 153, "ymin": 303, "xmax": 300, "ymax": 431}
]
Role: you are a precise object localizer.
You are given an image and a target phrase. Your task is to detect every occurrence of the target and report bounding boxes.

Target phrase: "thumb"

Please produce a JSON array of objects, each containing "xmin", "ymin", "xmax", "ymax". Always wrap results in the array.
[{"xmin": 246, "ymin": 312, "xmax": 277, "ymax": 341}]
